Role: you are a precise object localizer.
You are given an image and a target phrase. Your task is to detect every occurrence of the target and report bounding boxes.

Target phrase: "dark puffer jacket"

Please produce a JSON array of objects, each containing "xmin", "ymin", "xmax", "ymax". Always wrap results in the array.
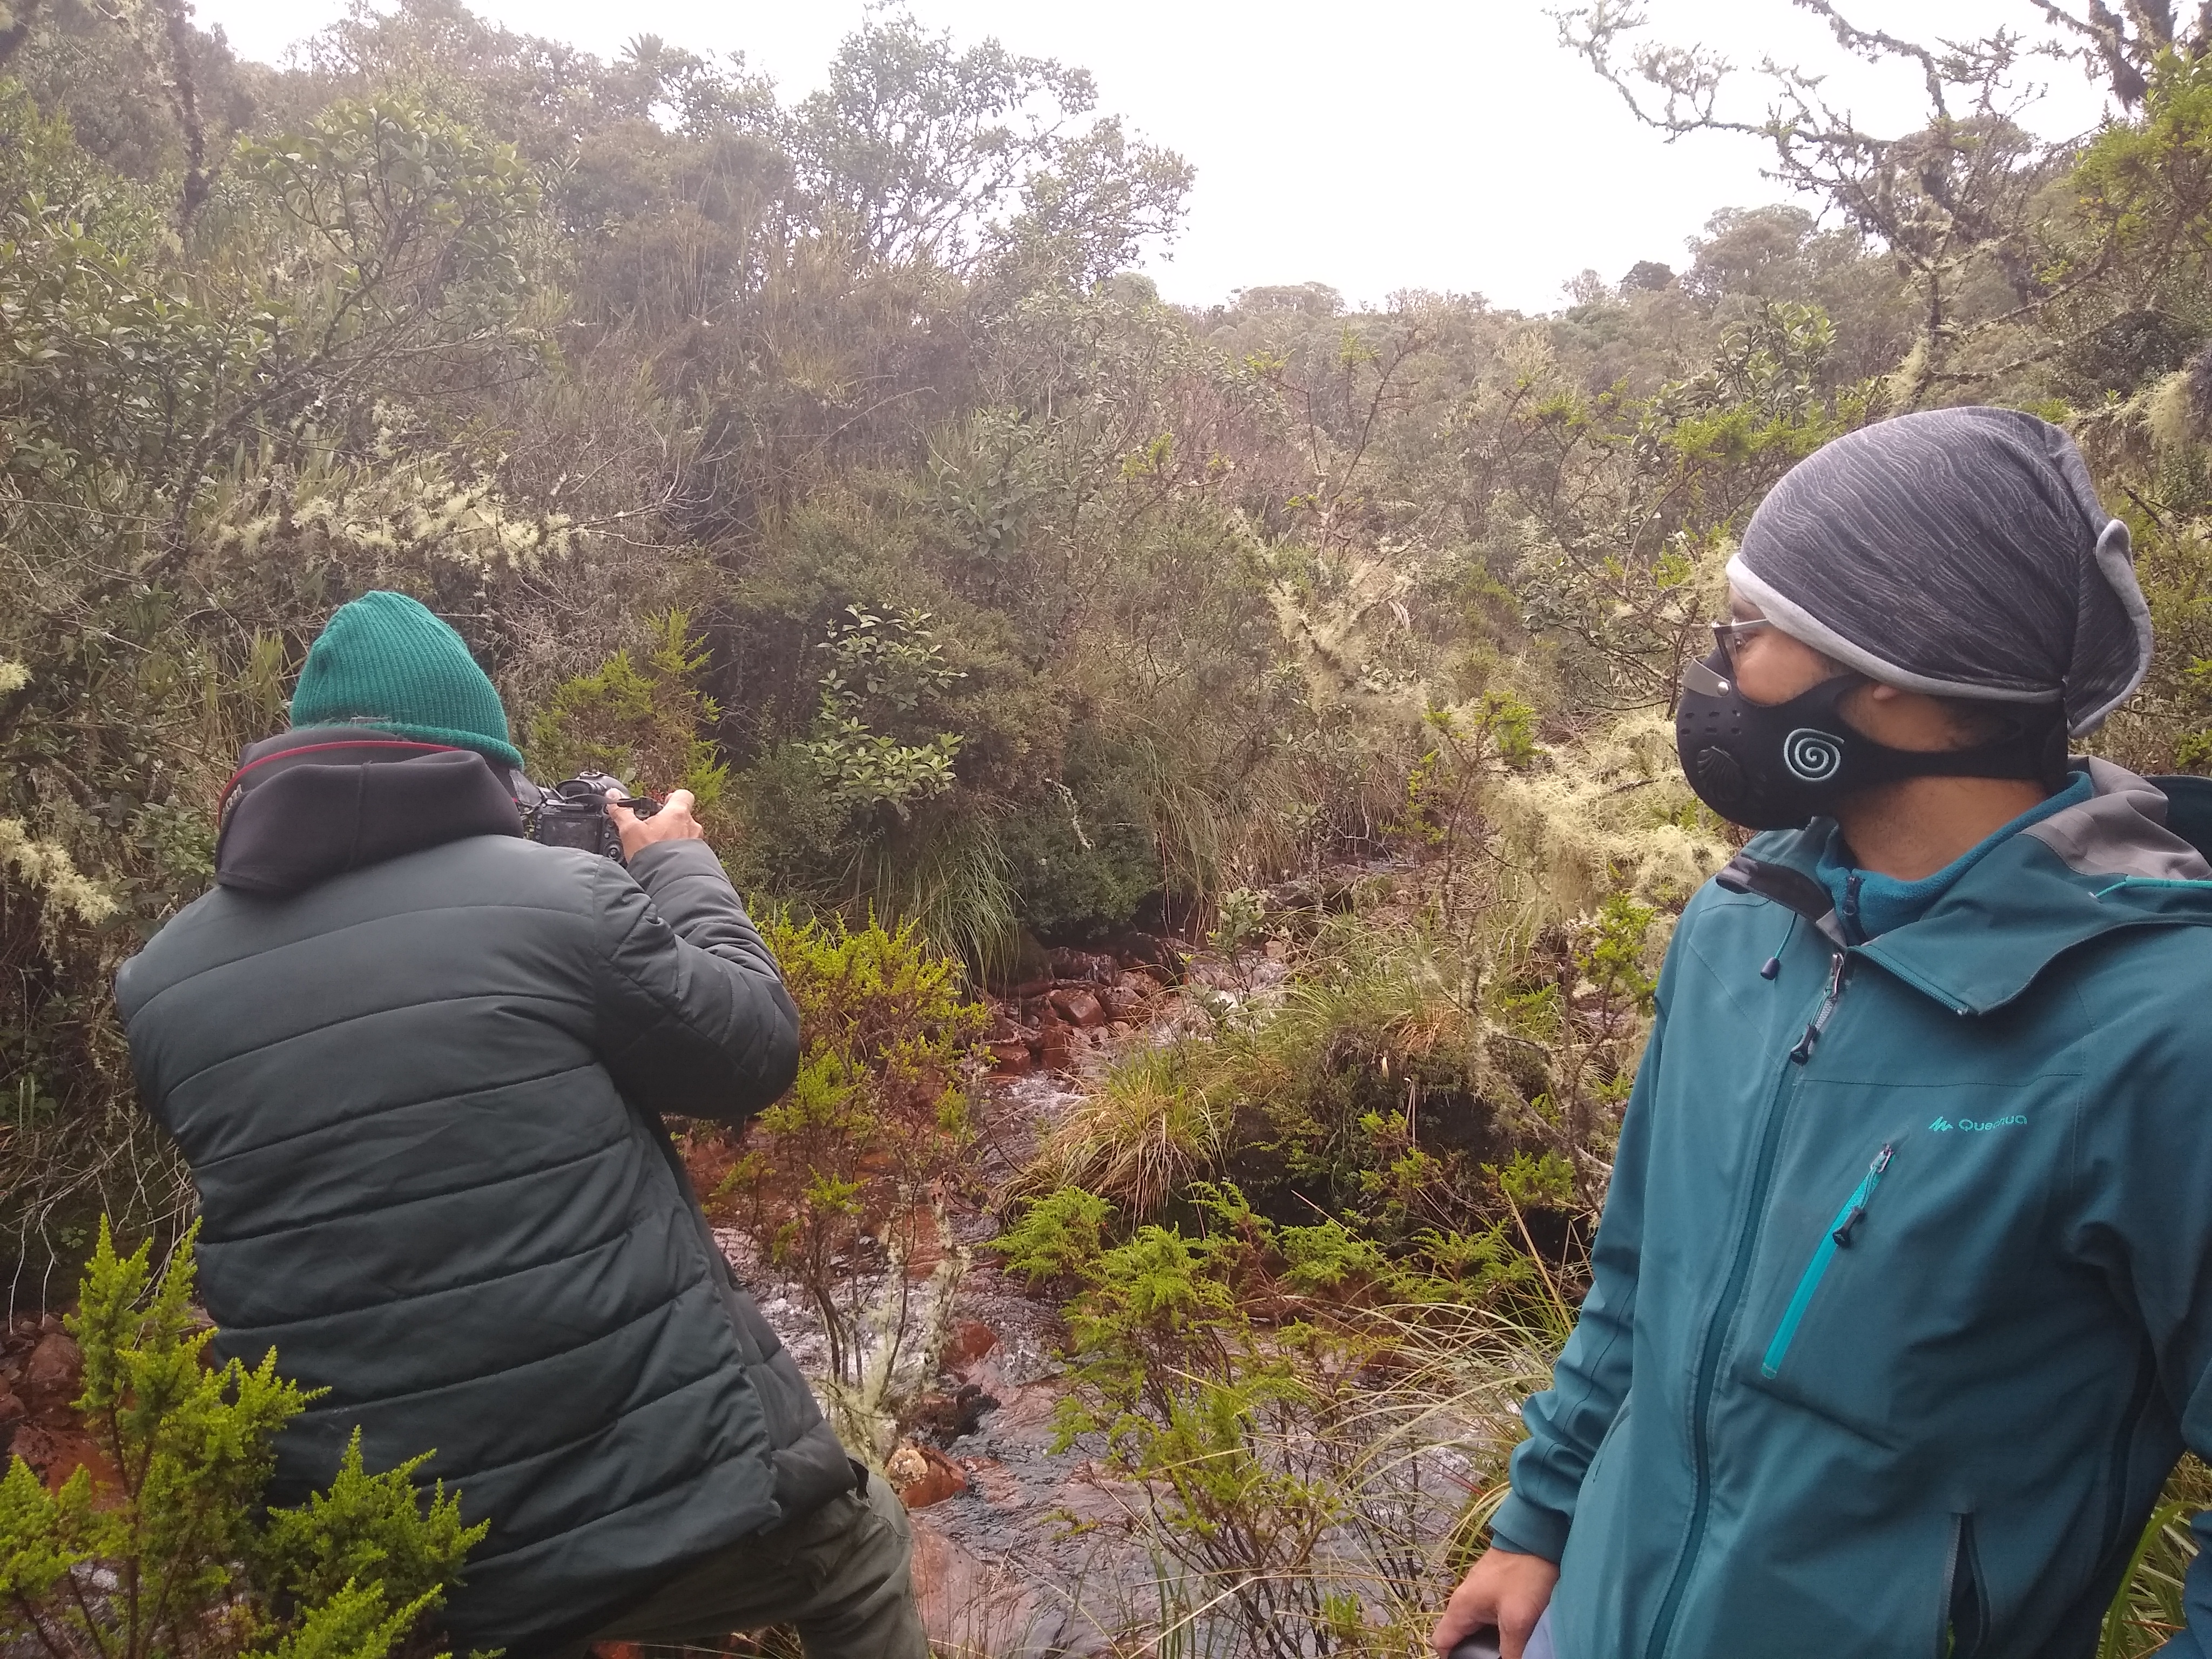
[{"xmin": 114, "ymin": 729, "xmax": 853, "ymax": 1655}]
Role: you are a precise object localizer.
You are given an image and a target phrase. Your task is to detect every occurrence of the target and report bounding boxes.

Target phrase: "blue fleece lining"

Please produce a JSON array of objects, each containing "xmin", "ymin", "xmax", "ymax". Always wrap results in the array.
[{"xmin": 1817, "ymin": 772, "xmax": 2092, "ymax": 941}]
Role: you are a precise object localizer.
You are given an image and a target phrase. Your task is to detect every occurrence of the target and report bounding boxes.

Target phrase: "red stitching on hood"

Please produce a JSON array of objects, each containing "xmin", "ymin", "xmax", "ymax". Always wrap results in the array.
[{"xmin": 219, "ymin": 739, "xmax": 462, "ymax": 810}]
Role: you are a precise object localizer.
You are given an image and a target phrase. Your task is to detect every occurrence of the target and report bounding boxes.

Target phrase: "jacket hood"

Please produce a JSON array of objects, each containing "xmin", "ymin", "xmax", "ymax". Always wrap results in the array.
[
  {"xmin": 215, "ymin": 726, "xmax": 523, "ymax": 895},
  {"xmin": 1721, "ymin": 758, "xmax": 2212, "ymax": 1015}
]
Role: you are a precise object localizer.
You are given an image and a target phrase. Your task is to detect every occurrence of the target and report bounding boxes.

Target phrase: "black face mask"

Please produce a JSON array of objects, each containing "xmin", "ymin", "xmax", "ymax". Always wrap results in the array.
[{"xmin": 1674, "ymin": 649, "xmax": 2067, "ymax": 830}]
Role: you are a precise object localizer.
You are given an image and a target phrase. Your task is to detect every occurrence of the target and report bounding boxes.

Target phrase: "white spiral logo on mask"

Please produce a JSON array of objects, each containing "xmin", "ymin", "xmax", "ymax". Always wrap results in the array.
[{"xmin": 1783, "ymin": 728, "xmax": 1845, "ymax": 783}]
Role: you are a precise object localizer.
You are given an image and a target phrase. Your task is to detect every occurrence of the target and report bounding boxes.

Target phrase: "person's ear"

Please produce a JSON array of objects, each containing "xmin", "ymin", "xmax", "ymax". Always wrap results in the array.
[{"xmin": 1858, "ymin": 682, "xmax": 1905, "ymax": 705}]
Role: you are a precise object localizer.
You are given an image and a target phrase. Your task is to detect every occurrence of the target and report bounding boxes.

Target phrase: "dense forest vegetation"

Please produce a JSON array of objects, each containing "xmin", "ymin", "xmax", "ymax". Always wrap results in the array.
[{"xmin": 15, "ymin": 0, "xmax": 2212, "ymax": 1650}]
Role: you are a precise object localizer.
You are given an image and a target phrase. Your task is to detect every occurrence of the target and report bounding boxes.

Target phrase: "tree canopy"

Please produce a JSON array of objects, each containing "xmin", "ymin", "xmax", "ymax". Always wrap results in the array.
[{"xmin": 8, "ymin": 0, "xmax": 2212, "ymax": 1300}]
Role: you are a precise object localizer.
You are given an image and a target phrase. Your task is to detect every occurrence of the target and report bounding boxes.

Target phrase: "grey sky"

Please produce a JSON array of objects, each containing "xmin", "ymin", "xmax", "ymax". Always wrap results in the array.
[{"xmin": 186, "ymin": 0, "xmax": 2115, "ymax": 313}]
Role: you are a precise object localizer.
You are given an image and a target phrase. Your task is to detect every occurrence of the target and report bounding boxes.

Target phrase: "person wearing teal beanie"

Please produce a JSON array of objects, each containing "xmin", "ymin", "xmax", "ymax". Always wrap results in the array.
[
  {"xmin": 120, "ymin": 591, "xmax": 916, "ymax": 1656},
  {"xmin": 287, "ymin": 589, "xmax": 525, "ymax": 770}
]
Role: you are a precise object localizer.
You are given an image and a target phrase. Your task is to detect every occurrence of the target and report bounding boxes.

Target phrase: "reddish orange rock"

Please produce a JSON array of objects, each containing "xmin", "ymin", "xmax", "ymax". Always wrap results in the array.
[
  {"xmin": 942, "ymin": 1319, "xmax": 997, "ymax": 1370},
  {"xmin": 886, "ymin": 1442, "xmax": 967, "ymax": 1508},
  {"xmin": 1036, "ymin": 1021, "xmax": 1080, "ymax": 1069},
  {"xmin": 8, "ymin": 1424, "xmax": 118, "ymax": 1494},
  {"xmin": 21, "ymin": 1333, "xmax": 82, "ymax": 1417},
  {"xmin": 1048, "ymin": 987, "xmax": 1105, "ymax": 1027}
]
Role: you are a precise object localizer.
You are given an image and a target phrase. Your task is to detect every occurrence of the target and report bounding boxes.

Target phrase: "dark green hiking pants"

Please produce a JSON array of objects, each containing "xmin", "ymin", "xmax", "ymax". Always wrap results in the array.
[{"xmin": 584, "ymin": 1473, "xmax": 927, "ymax": 1659}]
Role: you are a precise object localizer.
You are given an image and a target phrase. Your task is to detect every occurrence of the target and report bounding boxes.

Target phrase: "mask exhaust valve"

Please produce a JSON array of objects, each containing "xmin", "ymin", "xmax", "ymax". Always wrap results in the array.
[{"xmin": 1696, "ymin": 747, "xmax": 1745, "ymax": 808}]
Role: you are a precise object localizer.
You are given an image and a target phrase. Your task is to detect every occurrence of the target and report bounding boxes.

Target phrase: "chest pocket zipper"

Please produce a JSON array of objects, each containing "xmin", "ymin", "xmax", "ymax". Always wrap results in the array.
[{"xmin": 1761, "ymin": 1142, "xmax": 1896, "ymax": 1380}]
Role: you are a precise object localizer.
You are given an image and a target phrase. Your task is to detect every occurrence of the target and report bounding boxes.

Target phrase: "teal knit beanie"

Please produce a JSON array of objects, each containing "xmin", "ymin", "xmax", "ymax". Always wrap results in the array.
[{"xmin": 289, "ymin": 591, "xmax": 524, "ymax": 770}]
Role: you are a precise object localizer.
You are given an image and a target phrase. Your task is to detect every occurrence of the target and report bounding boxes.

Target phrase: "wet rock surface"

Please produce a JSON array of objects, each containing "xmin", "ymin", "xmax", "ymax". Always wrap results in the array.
[
  {"xmin": 984, "ymin": 940, "xmax": 1177, "ymax": 1078},
  {"xmin": 707, "ymin": 961, "xmax": 1185, "ymax": 1656}
]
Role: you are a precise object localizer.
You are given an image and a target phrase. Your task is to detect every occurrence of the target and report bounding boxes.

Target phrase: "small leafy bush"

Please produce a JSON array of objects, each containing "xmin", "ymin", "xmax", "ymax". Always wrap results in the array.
[
  {"xmin": 1274, "ymin": 1217, "xmax": 1390, "ymax": 1294},
  {"xmin": 719, "ymin": 914, "xmax": 986, "ymax": 1454},
  {"xmin": 794, "ymin": 606, "xmax": 966, "ymax": 825},
  {"xmin": 996, "ymin": 733, "xmax": 1164, "ymax": 940},
  {"xmin": 527, "ymin": 611, "xmax": 731, "ymax": 810},
  {"xmin": 990, "ymin": 1187, "xmax": 1114, "ymax": 1288},
  {"xmin": 1041, "ymin": 1181, "xmax": 1548, "ymax": 1658},
  {"xmin": 0, "ymin": 1222, "xmax": 483, "ymax": 1659}
]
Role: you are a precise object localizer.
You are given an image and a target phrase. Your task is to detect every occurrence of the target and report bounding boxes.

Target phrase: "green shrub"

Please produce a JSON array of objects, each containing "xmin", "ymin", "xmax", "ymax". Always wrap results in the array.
[
  {"xmin": 990, "ymin": 1187, "xmax": 1115, "ymax": 1287},
  {"xmin": 720, "ymin": 914, "xmax": 986, "ymax": 1455},
  {"xmin": 527, "ymin": 611, "xmax": 731, "ymax": 808},
  {"xmin": 792, "ymin": 606, "xmax": 966, "ymax": 825},
  {"xmin": 1041, "ymin": 1182, "xmax": 1553, "ymax": 1658},
  {"xmin": 997, "ymin": 733, "xmax": 1164, "ymax": 940},
  {"xmin": 1274, "ymin": 1217, "xmax": 1390, "ymax": 1294},
  {"xmin": 0, "ymin": 1222, "xmax": 482, "ymax": 1659},
  {"xmin": 1212, "ymin": 965, "xmax": 1509, "ymax": 1239}
]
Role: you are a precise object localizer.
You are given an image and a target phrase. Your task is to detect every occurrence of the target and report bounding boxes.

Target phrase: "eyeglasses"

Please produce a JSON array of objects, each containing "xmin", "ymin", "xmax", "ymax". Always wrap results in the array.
[{"xmin": 1709, "ymin": 617, "xmax": 1776, "ymax": 664}]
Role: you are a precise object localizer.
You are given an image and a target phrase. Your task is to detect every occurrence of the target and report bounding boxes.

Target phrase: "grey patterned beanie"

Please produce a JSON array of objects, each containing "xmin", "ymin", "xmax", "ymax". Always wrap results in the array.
[{"xmin": 1726, "ymin": 407, "xmax": 2152, "ymax": 737}]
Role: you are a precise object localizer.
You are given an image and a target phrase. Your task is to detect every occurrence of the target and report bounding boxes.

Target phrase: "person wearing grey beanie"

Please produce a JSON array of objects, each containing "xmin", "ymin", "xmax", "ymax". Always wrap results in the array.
[
  {"xmin": 1437, "ymin": 409, "xmax": 2212, "ymax": 1659},
  {"xmin": 1667, "ymin": 407, "xmax": 2158, "ymax": 853},
  {"xmin": 1730, "ymin": 406, "xmax": 2152, "ymax": 737}
]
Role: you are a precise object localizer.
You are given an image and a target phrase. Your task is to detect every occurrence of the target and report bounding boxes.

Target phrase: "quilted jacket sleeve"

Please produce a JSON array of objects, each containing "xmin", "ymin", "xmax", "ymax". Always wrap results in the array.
[
  {"xmin": 1486, "ymin": 969, "xmax": 1667, "ymax": 1561},
  {"xmin": 589, "ymin": 838, "xmax": 801, "ymax": 1123}
]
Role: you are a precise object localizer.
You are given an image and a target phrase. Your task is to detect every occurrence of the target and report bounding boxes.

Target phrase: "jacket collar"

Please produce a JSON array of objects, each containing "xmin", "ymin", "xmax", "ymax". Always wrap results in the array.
[
  {"xmin": 1717, "ymin": 759, "xmax": 2212, "ymax": 1015},
  {"xmin": 215, "ymin": 726, "xmax": 523, "ymax": 895}
]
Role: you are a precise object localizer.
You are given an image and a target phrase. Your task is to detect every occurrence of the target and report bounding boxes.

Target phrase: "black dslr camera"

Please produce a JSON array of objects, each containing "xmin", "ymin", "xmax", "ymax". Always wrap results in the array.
[{"xmin": 515, "ymin": 771, "xmax": 660, "ymax": 864}]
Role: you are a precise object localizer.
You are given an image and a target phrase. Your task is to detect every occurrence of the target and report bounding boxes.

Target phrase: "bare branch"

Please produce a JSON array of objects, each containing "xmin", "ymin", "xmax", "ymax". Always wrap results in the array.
[
  {"xmin": 2032, "ymin": 0, "xmax": 2152, "ymax": 103},
  {"xmin": 148, "ymin": 0, "xmax": 213, "ymax": 235},
  {"xmin": 1555, "ymin": 2, "xmax": 2080, "ymax": 403},
  {"xmin": 1550, "ymin": 2, "xmax": 1764, "ymax": 138}
]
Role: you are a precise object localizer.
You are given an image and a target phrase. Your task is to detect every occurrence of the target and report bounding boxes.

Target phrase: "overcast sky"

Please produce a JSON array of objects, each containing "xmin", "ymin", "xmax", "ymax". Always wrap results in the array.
[{"xmin": 186, "ymin": 0, "xmax": 2116, "ymax": 314}]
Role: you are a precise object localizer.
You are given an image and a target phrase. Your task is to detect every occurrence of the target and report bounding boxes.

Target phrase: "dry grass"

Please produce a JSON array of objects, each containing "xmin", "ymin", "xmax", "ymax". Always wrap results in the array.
[{"xmin": 1026, "ymin": 1043, "xmax": 1230, "ymax": 1217}]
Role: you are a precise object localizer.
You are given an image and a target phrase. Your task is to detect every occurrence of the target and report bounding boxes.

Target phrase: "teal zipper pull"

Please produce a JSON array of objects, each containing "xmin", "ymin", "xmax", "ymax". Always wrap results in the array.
[{"xmin": 1762, "ymin": 1141, "xmax": 1897, "ymax": 1379}]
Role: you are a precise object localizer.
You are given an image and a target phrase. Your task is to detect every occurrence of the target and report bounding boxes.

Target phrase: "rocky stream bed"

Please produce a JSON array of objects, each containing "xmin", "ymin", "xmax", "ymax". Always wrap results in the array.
[
  {"xmin": 0, "ymin": 939, "xmax": 1253, "ymax": 1658},
  {"xmin": 711, "ymin": 942, "xmax": 1263, "ymax": 1658}
]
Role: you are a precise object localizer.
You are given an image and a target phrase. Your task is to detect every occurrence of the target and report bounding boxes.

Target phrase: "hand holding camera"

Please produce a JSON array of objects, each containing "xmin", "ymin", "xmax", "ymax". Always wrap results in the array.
[
  {"xmin": 518, "ymin": 770, "xmax": 706, "ymax": 865},
  {"xmin": 606, "ymin": 787, "xmax": 703, "ymax": 861}
]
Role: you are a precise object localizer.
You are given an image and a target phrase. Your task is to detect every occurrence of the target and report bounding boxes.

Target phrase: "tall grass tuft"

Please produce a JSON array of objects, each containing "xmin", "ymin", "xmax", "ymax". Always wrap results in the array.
[
  {"xmin": 1030, "ymin": 1043, "xmax": 1230, "ymax": 1217},
  {"xmin": 2100, "ymin": 1456, "xmax": 2212, "ymax": 1657},
  {"xmin": 843, "ymin": 806, "xmax": 1018, "ymax": 980},
  {"xmin": 1133, "ymin": 731, "xmax": 1229, "ymax": 924}
]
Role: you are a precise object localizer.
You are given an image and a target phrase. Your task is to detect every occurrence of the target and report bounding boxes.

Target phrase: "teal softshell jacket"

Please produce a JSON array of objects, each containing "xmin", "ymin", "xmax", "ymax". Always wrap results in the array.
[{"xmin": 1492, "ymin": 761, "xmax": 2212, "ymax": 1658}]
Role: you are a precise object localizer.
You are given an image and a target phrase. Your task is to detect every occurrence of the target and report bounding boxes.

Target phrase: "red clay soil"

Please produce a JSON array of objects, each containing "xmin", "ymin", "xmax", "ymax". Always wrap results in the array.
[{"xmin": 0, "ymin": 1313, "xmax": 114, "ymax": 1492}]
